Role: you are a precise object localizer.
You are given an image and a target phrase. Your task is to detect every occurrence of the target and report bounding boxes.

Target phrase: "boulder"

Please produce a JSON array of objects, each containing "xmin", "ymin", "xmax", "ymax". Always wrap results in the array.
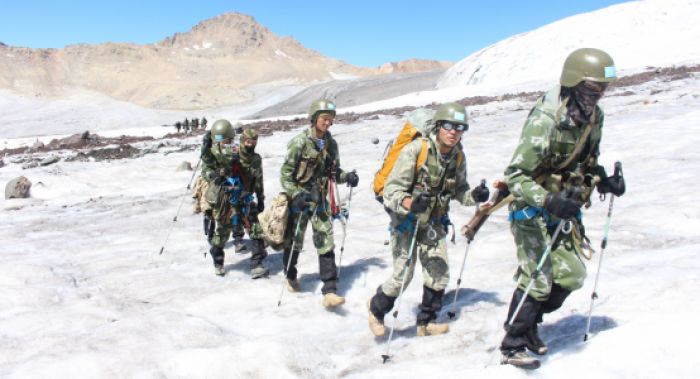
[
  {"xmin": 177, "ymin": 161, "xmax": 193, "ymax": 171},
  {"xmin": 5, "ymin": 176, "xmax": 32, "ymax": 199}
]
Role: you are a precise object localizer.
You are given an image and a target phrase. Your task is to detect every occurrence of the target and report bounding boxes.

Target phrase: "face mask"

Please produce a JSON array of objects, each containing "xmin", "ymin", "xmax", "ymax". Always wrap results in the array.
[
  {"xmin": 243, "ymin": 145, "xmax": 256, "ymax": 154},
  {"xmin": 565, "ymin": 81, "xmax": 607, "ymax": 124}
]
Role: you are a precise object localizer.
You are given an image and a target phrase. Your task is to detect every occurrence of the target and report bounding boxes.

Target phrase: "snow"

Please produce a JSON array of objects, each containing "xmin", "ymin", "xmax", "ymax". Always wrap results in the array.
[
  {"xmin": 1, "ymin": 71, "xmax": 700, "ymax": 378},
  {"xmin": 438, "ymin": 0, "xmax": 700, "ymax": 89}
]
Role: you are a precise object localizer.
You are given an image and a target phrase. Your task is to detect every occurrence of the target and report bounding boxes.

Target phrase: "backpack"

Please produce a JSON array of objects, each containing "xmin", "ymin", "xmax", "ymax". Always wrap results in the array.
[
  {"xmin": 258, "ymin": 192, "xmax": 290, "ymax": 250},
  {"xmin": 372, "ymin": 108, "xmax": 434, "ymax": 201}
]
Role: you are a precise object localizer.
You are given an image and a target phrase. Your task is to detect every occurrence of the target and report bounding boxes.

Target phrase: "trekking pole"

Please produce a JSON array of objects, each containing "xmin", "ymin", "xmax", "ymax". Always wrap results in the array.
[
  {"xmin": 158, "ymin": 160, "xmax": 202, "ymax": 255},
  {"xmin": 336, "ymin": 186, "xmax": 354, "ymax": 281},
  {"xmin": 508, "ymin": 219, "xmax": 566, "ymax": 326},
  {"xmin": 277, "ymin": 208, "xmax": 306, "ymax": 307},
  {"xmin": 446, "ymin": 179, "xmax": 485, "ymax": 319},
  {"xmin": 584, "ymin": 161, "xmax": 622, "ymax": 341},
  {"xmin": 381, "ymin": 215, "xmax": 420, "ymax": 364}
]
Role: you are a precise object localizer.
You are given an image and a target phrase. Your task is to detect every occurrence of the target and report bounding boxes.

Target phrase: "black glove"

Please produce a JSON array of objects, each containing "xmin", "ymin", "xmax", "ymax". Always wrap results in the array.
[
  {"xmin": 544, "ymin": 190, "xmax": 584, "ymax": 219},
  {"xmin": 202, "ymin": 132, "xmax": 212, "ymax": 150},
  {"xmin": 309, "ymin": 185, "xmax": 322, "ymax": 205},
  {"xmin": 345, "ymin": 170, "xmax": 359, "ymax": 188},
  {"xmin": 292, "ymin": 191, "xmax": 311, "ymax": 211},
  {"xmin": 410, "ymin": 192, "xmax": 432, "ymax": 213},
  {"xmin": 597, "ymin": 174, "xmax": 625, "ymax": 197},
  {"xmin": 470, "ymin": 180, "xmax": 489, "ymax": 203}
]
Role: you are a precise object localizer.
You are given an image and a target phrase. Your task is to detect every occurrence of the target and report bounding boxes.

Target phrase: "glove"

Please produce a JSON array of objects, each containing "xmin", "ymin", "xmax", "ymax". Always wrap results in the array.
[
  {"xmin": 202, "ymin": 132, "xmax": 212, "ymax": 150},
  {"xmin": 470, "ymin": 181, "xmax": 489, "ymax": 203},
  {"xmin": 291, "ymin": 191, "xmax": 311, "ymax": 211},
  {"xmin": 310, "ymin": 185, "xmax": 323, "ymax": 205},
  {"xmin": 544, "ymin": 190, "xmax": 584, "ymax": 219},
  {"xmin": 409, "ymin": 192, "xmax": 432, "ymax": 213},
  {"xmin": 208, "ymin": 171, "xmax": 226, "ymax": 186},
  {"xmin": 345, "ymin": 170, "xmax": 359, "ymax": 188},
  {"xmin": 597, "ymin": 174, "xmax": 625, "ymax": 197}
]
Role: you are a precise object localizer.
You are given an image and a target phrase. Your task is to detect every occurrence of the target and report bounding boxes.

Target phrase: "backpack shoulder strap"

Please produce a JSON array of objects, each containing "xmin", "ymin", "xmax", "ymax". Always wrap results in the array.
[{"xmin": 415, "ymin": 138, "xmax": 428, "ymax": 173}]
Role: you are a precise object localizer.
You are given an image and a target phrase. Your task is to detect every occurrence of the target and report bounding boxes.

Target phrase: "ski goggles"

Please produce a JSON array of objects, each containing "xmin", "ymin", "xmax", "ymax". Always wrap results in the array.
[
  {"xmin": 438, "ymin": 121, "xmax": 469, "ymax": 132},
  {"xmin": 577, "ymin": 81, "xmax": 608, "ymax": 97}
]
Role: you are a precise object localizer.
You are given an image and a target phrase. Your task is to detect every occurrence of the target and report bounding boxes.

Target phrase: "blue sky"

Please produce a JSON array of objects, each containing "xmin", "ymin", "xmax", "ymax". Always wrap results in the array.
[{"xmin": 1, "ymin": 1, "xmax": 630, "ymax": 67}]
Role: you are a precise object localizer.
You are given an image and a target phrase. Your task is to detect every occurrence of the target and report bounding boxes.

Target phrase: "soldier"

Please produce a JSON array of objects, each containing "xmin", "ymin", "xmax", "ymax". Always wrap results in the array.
[
  {"xmin": 201, "ymin": 119, "xmax": 269, "ymax": 278},
  {"xmin": 192, "ymin": 117, "xmax": 200, "ymax": 130},
  {"xmin": 279, "ymin": 99, "xmax": 359, "ymax": 308},
  {"xmin": 175, "ymin": 121, "xmax": 182, "ymax": 133},
  {"xmin": 367, "ymin": 103, "xmax": 489, "ymax": 337},
  {"xmin": 183, "ymin": 118, "xmax": 190, "ymax": 134},
  {"xmin": 498, "ymin": 48, "xmax": 626, "ymax": 369},
  {"xmin": 201, "ymin": 117, "xmax": 208, "ymax": 129}
]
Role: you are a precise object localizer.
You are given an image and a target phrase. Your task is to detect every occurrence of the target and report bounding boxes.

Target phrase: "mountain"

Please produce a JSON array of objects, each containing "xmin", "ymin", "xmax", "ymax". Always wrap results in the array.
[
  {"xmin": 0, "ymin": 13, "xmax": 372, "ymax": 110},
  {"xmin": 437, "ymin": 0, "xmax": 700, "ymax": 89},
  {"xmin": 376, "ymin": 58, "xmax": 452, "ymax": 74}
]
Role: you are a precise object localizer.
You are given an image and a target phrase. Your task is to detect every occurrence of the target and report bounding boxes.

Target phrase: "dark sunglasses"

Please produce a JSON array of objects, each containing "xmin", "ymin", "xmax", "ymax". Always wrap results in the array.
[
  {"xmin": 579, "ymin": 81, "xmax": 609, "ymax": 95},
  {"xmin": 439, "ymin": 121, "xmax": 468, "ymax": 132}
]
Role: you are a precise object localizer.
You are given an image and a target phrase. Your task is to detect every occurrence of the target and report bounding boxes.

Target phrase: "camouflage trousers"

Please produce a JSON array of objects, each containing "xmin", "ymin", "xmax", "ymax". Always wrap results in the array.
[
  {"xmin": 283, "ymin": 205, "xmax": 335, "ymax": 255},
  {"xmin": 210, "ymin": 204, "xmax": 264, "ymax": 248},
  {"xmin": 511, "ymin": 217, "xmax": 587, "ymax": 302},
  {"xmin": 381, "ymin": 220, "xmax": 450, "ymax": 298}
]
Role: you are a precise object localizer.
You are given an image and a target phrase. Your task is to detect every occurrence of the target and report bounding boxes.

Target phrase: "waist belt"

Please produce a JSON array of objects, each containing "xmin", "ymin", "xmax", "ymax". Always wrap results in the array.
[{"xmin": 509, "ymin": 206, "xmax": 582, "ymax": 227}]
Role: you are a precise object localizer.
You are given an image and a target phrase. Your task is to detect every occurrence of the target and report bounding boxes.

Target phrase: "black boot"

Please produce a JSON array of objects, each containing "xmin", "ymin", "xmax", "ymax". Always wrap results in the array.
[
  {"xmin": 318, "ymin": 251, "xmax": 338, "ymax": 295},
  {"xmin": 416, "ymin": 286, "xmax": 448, "ymax": 336},
  {"xmin": 282, "ymin": 249, "xmax": 300, "ymax": 280},
  {"xmin": 500, "ymin": 289, "xmax": 542, "ymax": 368},
  {"xmin": 369, "ymin": 286, "xmax": 397, "ymax": 323},
  {"xmin": 210, "ymin": 246, "xmax": 225, "ymax": 276},
  {"xmin": 249, "ymin": 239, "xmax": 269, "ymax": 279},
  {"xmin": 204, "ymin": 211, "xmax": 215, "ymax": 243}
]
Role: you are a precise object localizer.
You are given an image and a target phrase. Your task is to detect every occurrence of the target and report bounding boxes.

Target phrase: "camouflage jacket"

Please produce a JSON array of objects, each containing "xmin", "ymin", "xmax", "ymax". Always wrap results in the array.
[
  {"xmin": 201, "ymin": 144, "xmax": 264, "ymax": 201},
  {"xmin": 280, "ymin": 128, "xmax": 348, "ymax": 200},
  {"xmin": 383, "ymin": 133, "xmax": 474, "ymax": 221},
  {"xmin": 505, "ymin": 85, "xmax": 605, "ymax": 211}
]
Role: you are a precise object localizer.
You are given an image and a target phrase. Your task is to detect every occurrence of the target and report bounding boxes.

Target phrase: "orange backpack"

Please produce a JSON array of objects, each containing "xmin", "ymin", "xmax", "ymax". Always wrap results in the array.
[{"xmin": 372, "ymin": 121, "xmax": 429, "ymax": 200}]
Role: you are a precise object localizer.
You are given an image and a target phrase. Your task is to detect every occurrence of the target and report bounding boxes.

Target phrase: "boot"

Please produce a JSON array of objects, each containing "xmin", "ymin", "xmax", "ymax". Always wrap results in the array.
[
  {"xmin": 367, "ymin": 300, "xmax": 385, "ymax": 337},
  {"xmin": 233, "ymin": 237, "xmax": 247, "ymax": 253},
  {"xmin": 416, "ymin": 285, "xmax": 447, "ymax": 334},
  {"xmin": 249, "ymin": 239, "xmax": 269, "ymax": 279},
  {"xmin": 322, "ymin": 293, "xmax": 345, "ymax": 308},
  {"xmin": 501, "ymin": 348, "xmax": 540, "ymax": 370},
  {"xmin": 368, "ymin": 286, "xmax": 397, "ymax": 337},
  {"xmin": 526, "ymin": 325, "xmax": 548, "ymax": 355},
  {"xmin": 282, "ymin": 249, "xmax": 300, "ymax": 282},
  {"xmin": 318, "ymin": 251, "xmax": 339, "ymax": 295},
  {"xmin": 500, "ymin": 289, "xmax": 543, "ymax": 354},
  {"xmin": 210, "ymin": 246, "xmax": 225, "ymax": 276},
  {"xmin": 285, "ymin": 278, "xmax": 301, "ymax": 293},
  {"xmin": 417, "ymin": 322, "xmax": 449, "ymax": 336}
]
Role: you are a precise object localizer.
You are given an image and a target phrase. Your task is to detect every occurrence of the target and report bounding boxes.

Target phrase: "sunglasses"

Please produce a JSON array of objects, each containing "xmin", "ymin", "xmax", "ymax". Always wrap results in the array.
[
  {"xmin": 439, "ymin": 121, "xmax": 469, "ymax": 132},
  {"xmin": 578, "ymin": 81, "xmax": 609, "ymax": 96}
]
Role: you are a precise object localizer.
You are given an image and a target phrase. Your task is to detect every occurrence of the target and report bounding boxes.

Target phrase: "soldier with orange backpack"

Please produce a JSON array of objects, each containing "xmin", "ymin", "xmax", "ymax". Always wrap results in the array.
[{"xmin": 367, "ymin": 103, "xmax": 489, "ymax": 339}]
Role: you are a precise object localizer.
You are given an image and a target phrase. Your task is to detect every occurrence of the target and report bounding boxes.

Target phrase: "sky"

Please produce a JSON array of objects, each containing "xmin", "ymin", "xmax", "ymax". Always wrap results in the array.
[{"xmin": 1, "ymin": 0, "xmax": 632, "ymax": 67}]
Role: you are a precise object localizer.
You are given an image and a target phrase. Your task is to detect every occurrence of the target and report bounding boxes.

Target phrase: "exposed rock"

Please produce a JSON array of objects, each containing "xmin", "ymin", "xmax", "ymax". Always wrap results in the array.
[
  {"xmin": 371, "ymin": 138, "xmax": 380, "ymax": 145},
  {"xmin": 177, "ymin": 161, "xmax": 193, "ymax": 171},
  {"xmin": 5, "ymin": 176, "xmax": 32, "ymax": 199},
  {"xmin": 40, "ymin": 155, "xmax": 59, "ymax": 166}
]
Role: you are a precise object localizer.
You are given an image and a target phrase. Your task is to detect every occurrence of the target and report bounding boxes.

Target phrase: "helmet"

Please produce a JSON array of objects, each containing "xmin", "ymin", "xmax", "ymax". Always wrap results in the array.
[
  {"xmin": 432, "ymin": 102, "xmax": 468, "ymax": 127},
  {"xmin": 240, "ymin": 128, "xmax": 258, "ymax": 143},
  {"xmin": 560, "ymin": 48, "xmax": 617, "ymax": 87},
  {"xmin": 210, "ymin": 119, "xmax": 235, "ymax": 141},
  {"xmin": 308, "ymin": 99, "xmax": 336, "ymax": 121}
]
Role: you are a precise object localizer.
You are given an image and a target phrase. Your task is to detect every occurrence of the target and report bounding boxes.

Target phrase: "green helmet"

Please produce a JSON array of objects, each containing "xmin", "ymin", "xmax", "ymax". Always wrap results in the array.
[
  {"xmin": 432, "ymin": 102, "xmax": 468, "ymax": 127},
  {"xmin": 560, "ymin": 48, "xmax": 617, "ymax": 87},
  {"xmin": 240, "ymin": 128, "xmax": 258, "ymax": 143},
  {"xmin": 308, "ymin": 99, "xmax": 336, "ymax": 121},
  {"xmin": 210, "ymin": 119, "xmax": 235, "ymax": 141}
]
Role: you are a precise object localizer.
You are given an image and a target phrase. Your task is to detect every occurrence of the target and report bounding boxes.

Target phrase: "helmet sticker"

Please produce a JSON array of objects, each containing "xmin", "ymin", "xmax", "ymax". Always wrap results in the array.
[
  {"xmin": 214, "ymin": 135, "xmax": 224, "ymax": 141},
  {"xmin": 327, "ymin": 102, "xmax": 336, "ymax": 110},
  {"xmin": 604, "ymin": 66, "xmax": 617, "ymax": 78},
  {"xmin": 453, "ymin": 111, "xmax": 466, "ymax": 122}
]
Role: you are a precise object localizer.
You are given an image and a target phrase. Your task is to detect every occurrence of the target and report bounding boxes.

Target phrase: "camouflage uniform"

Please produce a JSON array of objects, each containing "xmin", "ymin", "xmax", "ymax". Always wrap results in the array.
[
  {"xmin": 500, "ymin": 85, "xmax": 608, "ymax": 355},
  {"xmin": 370, "ymin": 133, "xmax": 475, "ymax": 327},
  {"xmin": 279, "ymin": 127, "xmax": 350, "ymax": 295}
]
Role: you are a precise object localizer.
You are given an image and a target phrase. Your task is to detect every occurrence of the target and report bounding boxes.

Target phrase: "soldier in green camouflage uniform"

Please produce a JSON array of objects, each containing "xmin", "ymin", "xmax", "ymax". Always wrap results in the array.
[
  {"xmin": 499, "ymin": 48, "xmax": 626, "ymax": 369},
  {"xmin": 201, "ymin": 120, "xmax": 269, "ymax": 278},
  {"xmin": 367, "ymin": 103, "xmax": 489, "ymax": 337},
  {"xmin": 279, "ymin": 99, "xmax": 359, "ymax": 308}
]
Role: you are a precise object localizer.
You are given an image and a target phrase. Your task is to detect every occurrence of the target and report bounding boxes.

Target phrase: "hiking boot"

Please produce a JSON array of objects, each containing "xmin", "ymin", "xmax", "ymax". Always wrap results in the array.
[
  {"xmin": 285, "ymin": 278, "xmax": 300, "ymax": 293},
  {"xmin": 234, "ymin": 238, "xmax": 248, "ymax": 253},
  {"xmin": 501, "ymin": 349, "xmax": 541, "ymax": 370},
  {"xmin": 526, "ymin": 326, "xmax": 548, "ymax": 355},
  {"xmin": 367, "ymin": 300, "xmax": 385, "ymax": 337},
  {"xmin": 416, "ymin": 322, "xmax": 449, "ymax": 336},
  {"xmin": 250, "ymin": 265, "xmax": 269, "ymax": 279},
  {"xmin": 322, "ymin": 293, "xmax": 345, "ymax": 308},
  {"xmin": 214, "ymin": 265, "xmax": 226, "ymax": 276}
]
